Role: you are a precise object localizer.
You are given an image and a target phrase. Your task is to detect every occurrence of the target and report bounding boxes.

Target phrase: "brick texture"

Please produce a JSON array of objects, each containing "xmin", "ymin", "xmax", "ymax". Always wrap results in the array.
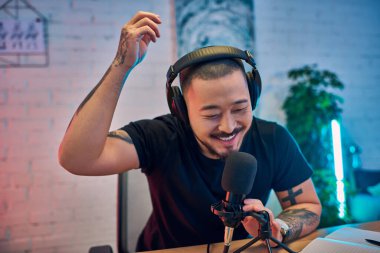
[
  {"xmin": 0, "ymin": 0, "xmax": 379, "ymax": 252},
  {"xmin": 0, "ymin": 0, "xmax": 170, "ymax": 252}
]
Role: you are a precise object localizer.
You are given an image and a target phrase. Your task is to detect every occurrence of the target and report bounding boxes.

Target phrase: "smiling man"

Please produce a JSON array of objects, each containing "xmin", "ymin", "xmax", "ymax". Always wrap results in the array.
[
  {"xmin": 182, "ymin": 60, "xmax": 253, "ymax": 159},
  {"xmin": 58, "ymin": 11, "xmax": 321, "ymax": 252}
]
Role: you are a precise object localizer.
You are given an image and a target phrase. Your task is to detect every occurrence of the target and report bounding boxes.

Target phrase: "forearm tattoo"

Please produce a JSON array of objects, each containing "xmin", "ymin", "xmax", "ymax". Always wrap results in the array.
[
  {"xmin": 277, "ymin": 209, "xmax": 320, "ymax": 242},
  {"xmin": 75, "ymin": 65, "xmax": 112, "ymax": 115},
  {"xmin": 281, "ymin": 188, "xmax": 303, "ymax": 205},
  {"xmin": 114, "ymin": 28, "xmax": 129, "ymax": 67},
  {"xmin": 108, "ymin": 130, "xmax": 133, "ymax": 144},
  {"xmin": 75, "ymin": 28, "xmax": 129, "ymax": 115}
]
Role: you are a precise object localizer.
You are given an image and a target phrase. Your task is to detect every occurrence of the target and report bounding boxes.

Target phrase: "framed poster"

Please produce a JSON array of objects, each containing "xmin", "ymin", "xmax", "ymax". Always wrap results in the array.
[{"xmin": 0, "ymin": 0, "xmax": 48, "ymax": 67}]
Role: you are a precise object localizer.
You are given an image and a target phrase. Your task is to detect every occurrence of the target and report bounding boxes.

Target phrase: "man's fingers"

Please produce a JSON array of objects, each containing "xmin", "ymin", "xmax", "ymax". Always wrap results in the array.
[
  {"xmin": 242, "ymin": 198, "xmax": 283, "ymax": 243},
  {"xmin": 134, "ymin": 26, "xmax": 157, "ymax": 43},
  {"xmin": 243, "ymin": 199, "xmax": 275, "ymax": 226},
  {"xmin": 129, "ymin": 11, "xmax": 161, "ymax": 26},
  {"xmin": 141, "ymin": 34, "xmax": 151, "ymax": 46},
  {"xmin": 133, "ymin": 17, "xmax": 161, "ymax": 38},
  {"xmin": 243, "ymin": 199, "xmax": 264, "ymax": 211}
]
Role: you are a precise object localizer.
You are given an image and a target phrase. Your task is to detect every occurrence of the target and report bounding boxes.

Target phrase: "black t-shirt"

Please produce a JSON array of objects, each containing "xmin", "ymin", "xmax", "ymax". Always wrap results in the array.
[{"xmin": 121, "ymin": 114, "xmax": 312, "ymax": 251}]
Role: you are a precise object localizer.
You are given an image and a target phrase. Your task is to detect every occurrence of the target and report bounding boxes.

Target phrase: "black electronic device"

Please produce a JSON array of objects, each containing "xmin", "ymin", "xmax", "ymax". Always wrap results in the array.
[{"xmin": 211, "ymin": 151, "xmax": 298, "ymax": 253}]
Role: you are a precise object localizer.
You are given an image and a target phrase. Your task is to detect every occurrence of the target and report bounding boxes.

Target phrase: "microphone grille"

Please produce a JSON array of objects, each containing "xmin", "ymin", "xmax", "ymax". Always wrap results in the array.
[{"xmin": 221, "ymin": 151, "xmax": 257, "ymax": 195}]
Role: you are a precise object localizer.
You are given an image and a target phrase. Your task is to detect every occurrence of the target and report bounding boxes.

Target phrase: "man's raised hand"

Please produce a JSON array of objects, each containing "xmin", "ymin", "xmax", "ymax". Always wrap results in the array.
[{"xmin": 113, "ymin": 11, "xmax": 161, "ymax": 69}]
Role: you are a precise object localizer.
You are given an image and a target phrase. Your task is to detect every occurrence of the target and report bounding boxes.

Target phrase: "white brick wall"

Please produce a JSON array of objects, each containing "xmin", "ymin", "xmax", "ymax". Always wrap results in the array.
[
  {"xmin": 0, "ymin": 0, "xmax": 172, "ymax": 252},
  {"xmin": 0, "ymin": 0, "xmax": 379, "ymax": 252}
]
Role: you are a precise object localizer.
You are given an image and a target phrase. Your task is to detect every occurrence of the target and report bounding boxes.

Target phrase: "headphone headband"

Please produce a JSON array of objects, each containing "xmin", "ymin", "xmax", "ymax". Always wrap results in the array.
[{"xmin": 166, "ymin": 46, "xmax": 256, "ymax": 84}]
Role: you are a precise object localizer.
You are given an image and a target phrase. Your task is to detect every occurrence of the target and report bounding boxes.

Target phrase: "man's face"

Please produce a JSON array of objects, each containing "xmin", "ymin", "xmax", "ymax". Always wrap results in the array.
[{"xmin": 184, "ymin": 69, "xmax": 253, "ymax": 159}]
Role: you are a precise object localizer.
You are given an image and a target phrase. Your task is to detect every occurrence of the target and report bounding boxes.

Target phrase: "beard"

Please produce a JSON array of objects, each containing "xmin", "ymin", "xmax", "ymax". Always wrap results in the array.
[{"xmin": 194, "ymin": 127, "xmax": 244, "ymax": 159}]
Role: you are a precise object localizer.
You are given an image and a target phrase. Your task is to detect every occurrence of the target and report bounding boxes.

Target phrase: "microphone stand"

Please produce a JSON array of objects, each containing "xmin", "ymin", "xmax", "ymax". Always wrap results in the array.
[
  {"xmin": 211, "ymin": 201, "xmax": 298, "ymax": 253},
  {"xmin": 234, "ymin": 211, "xmax": 297, "ymax": 253}
]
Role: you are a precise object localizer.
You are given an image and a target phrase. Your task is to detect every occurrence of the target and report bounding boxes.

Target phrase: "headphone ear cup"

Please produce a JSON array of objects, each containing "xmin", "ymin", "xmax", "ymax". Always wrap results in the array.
[
  {"xmin": 170, "ymin": 86, "xmax": 189, "ymax": 124},
  {"xmin": 246, "ymin": 69, "xmax": 262, "ymax": 110}
]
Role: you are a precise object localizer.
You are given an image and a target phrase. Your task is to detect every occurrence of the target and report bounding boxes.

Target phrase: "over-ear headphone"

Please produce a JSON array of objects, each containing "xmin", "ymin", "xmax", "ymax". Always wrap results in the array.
[{"xmin": 166, "ymin": 46, "xmax": 262, "ymax": 124}]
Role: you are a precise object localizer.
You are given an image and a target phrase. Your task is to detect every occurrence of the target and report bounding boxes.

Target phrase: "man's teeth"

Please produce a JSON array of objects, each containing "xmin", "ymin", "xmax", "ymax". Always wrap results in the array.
[{"xmin": 218, "ymin": 134, "xmax": 236, "ymax": 141}]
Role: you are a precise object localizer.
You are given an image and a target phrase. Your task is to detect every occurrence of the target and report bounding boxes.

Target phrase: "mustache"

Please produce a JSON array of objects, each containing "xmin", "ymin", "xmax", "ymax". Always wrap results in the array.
[{"xmin": 212, "ymin": 127, "xmax": 243, "ymax": 138}]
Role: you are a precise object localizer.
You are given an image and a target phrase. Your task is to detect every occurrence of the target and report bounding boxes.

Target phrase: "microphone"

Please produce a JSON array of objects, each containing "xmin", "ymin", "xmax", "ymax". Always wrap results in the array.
[{"xmin": 220, "ymin": 151, "xmax": 257, "ymax": 253}]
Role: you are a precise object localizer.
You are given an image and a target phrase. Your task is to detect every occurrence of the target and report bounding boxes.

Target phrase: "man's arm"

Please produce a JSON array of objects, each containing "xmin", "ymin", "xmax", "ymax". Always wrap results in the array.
[
  {"xmin": 242, "ymin": 178, "xmax": 321, "ymax": 244},
  {"xmin": 275, "ymin": 178, "xmax": 321, "ymax": 242},
  {"xmin": 58, "ymin": 11, "xmax": 161, "ymax": 176}
]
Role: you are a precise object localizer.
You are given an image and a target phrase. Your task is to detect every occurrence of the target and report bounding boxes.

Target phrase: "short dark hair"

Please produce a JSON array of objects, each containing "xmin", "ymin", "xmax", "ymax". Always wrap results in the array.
[{"xmin": 179, "ymin": 58, "xmax": 246, "ymax": 94}]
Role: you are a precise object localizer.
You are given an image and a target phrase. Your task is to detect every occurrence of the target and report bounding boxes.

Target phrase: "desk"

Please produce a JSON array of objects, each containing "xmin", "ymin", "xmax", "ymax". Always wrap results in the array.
[{"xmin": 140, "ymin": 220, "xmax": 380, "ymax": 253}]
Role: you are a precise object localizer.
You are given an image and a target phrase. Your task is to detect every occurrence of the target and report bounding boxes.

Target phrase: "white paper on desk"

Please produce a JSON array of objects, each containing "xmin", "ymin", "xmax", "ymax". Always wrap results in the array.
[
  {"xmin": 326, "ymin": 227, "xmax": 380, "ymax": 247},
  {"xmin": 301, "ymin": 237, "xmax": 379, "ymax": 253}
]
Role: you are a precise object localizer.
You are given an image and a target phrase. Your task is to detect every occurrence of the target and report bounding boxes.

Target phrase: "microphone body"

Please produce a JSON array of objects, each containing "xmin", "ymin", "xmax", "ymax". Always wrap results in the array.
[{"xmin": 215, "ymin": 151, "xmax": 258, "ymax": 252}]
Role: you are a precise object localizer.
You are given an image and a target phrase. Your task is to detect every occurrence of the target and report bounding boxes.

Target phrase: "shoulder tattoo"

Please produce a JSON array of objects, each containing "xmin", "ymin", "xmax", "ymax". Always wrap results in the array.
[{"xmin": 108, "ymin": 130, "xmax": 133, "ymax": 144}]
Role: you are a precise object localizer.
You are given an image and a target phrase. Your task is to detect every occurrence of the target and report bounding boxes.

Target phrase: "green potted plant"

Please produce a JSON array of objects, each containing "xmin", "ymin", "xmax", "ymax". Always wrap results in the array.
[{"xmin": 282, "ymin": 64, "xmax": 351, "ymax": 227}]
